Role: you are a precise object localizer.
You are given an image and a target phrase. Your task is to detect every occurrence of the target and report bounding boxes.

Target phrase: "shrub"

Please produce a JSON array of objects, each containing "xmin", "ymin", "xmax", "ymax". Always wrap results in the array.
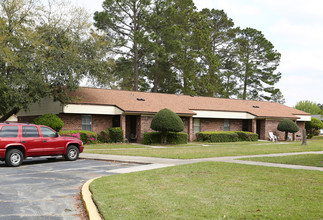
[
  {"xmin": 150, "ymin": 108, "xmax": 184, "ymax": 144},
  {"xmin": 98, "ymin": 129, "xmax": 110, "ymax": 143},
  {"xmin": 33, "ymin": 113, "xmax": 64, "ymax": 132},
  {"xmin": 277, "ymin": 119, "xmax": 299, "ymax": 140},
  {"xmin": 108, "ymin": 127, "xmax": 123, "ymax": 143},
  {"xmin": 305, "ymin": 118, "xmax": 323, "ymax": 139},
  {"xmin": 196, "ymin": 131, "xmax": 258, "ymax": 143},
  {"xmin": 59, "ymin": 130, "xmax": 98, "ymax": 144},
  {"xmin": 143, "ymin": 132, "xmax": 188, "ymax": 145}
]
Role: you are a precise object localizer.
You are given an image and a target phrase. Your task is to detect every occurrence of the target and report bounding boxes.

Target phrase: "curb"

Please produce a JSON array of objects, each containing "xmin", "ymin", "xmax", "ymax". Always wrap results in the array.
[{"xmin": 81, "ymin": 177, "xmax": 102, "ymax": 220}]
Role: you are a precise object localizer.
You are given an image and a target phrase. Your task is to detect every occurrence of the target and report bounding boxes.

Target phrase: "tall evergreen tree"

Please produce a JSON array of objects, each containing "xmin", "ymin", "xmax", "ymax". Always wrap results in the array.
[
  {"xmin": 233, "ymin": 28, "xmax": 282, "ymax": 101},
  {"xmin": 94, "ymin": 0, "xmax": 151, "ymax": 91}
]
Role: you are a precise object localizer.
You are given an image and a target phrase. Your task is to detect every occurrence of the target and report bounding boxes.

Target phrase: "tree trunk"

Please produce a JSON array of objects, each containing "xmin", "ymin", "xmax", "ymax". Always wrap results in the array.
[
  {"xmin": 285, "ymin": 131, "xmax": 288, "ymax": 141},
  {"xmin": 161, "ymin": 131, "xmax": 168, "ymax": 144},
  {"xmin": 133, "ymin": 42, "xmax": 139, "ymax": 91},
  {"xmin": 153, "ymin": 58, "xmax": 158, "ymax": 93},
  {"xmin": 302, "ymin": 129, "xmax": 307, "ymax": 145}
]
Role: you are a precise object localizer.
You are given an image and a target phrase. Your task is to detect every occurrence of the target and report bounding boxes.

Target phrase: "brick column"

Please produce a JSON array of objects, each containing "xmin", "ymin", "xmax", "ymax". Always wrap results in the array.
[
  {"xmin": 120, "ymin": 114, "xmax": 126, "ymax": 141},
  {"xmin": 251, "ymin": 119, "xmax": 257, "ymax": 134},
  {"xmin": 188, "ymin": 117, "xmax": 194, "ymax": 142}
]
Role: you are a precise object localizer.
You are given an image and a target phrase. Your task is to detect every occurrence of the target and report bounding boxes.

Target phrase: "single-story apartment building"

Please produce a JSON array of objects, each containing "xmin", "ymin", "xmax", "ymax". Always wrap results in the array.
[{"xmin": 17, "ymin": 87, "xmax": 311, "ymax": 142}]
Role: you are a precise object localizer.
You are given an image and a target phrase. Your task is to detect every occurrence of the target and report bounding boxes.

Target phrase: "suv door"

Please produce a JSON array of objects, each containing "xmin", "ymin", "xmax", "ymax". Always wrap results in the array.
[
  {"xmin": 40, "ymin": 127, "xmax": 65, "ymax": 155},
  {"xmin": 21, "ymin": 126, "xmax": 45, "ymax": 156}
]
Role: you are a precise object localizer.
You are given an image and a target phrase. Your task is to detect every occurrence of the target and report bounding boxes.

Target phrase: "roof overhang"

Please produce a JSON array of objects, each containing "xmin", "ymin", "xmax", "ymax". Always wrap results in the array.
[
  {"xmin": 192, "ymin": 110, "xmax": 255, "ymax": 119},
  {"xmin": 63, "ymin": 104, "xmax": 123, "ymax": 115},
  {"xmin": 295, "ymin": 115, "xmax": 311, "ymax": 121}
]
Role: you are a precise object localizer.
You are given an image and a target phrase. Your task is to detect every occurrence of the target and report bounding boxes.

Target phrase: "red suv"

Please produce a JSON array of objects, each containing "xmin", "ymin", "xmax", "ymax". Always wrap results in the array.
[{"xmin": 0, "ymin": 123, "xmax": 83, "ymax": 167}]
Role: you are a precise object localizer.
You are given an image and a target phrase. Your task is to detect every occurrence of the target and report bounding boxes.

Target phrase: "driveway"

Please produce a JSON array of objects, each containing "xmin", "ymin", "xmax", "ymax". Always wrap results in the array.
[{"xmin": 0, "ymin": 157, "xmax": 138, "ymax": 220}]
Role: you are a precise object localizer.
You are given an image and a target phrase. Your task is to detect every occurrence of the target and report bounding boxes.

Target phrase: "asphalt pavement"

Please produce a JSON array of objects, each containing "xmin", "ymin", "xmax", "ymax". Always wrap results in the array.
[{"xmin": 0, "ymin": 157, "xmax": 138, "ymax": 220}]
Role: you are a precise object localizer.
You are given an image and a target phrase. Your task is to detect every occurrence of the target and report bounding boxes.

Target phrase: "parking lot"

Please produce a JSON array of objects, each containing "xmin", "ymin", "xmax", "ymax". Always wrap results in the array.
[{"xmin": 0, "ymin": 158, "xmax": 138, "ymax": 219}]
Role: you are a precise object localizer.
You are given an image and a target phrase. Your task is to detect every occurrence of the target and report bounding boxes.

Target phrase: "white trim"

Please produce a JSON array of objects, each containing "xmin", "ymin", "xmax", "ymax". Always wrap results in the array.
[
  {"xmin": 295, "ymin": 115, "xmax": 311, "ymax": 121},
  {"xmin": 63, "ymin": 104, "xmax": 123, "ymax": 115},
  {"xmin": 192, "ymin": 110, "xmax": 255, "ymax": 119}
]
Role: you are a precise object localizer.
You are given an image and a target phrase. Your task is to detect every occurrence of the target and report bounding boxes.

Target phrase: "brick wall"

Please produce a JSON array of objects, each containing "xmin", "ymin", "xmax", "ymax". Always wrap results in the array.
[
  {"xmin": 200, "ymin": 119, "xmax": 242, "ymax": 132},
  {"xmin": 263, "ymin": 120, "xmax": 305, "ymax": 141}
]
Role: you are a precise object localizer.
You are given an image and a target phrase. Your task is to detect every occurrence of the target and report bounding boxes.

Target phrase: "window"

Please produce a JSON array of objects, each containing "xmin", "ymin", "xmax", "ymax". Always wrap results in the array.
[
  {"xmin": 0, "ymin": 126, "xmax": 19, "ymax": 137},
  {"xmin": 193, "ymin": 118, "xmax": 201, "ymax": 134},
  {"xmin": 82, "ymin": 115, "xmax": 92, "ymax": 131},
  {"xmin": 224, "ymin": 120, "xmax": 230, "ymax": 131},
  {"xmin": 22, "ymin": 126, "xmax": 40, "ymax": 137},
  {"xmin": 41, "ymin": 127, "xmax": 57, "ymax": 137}
]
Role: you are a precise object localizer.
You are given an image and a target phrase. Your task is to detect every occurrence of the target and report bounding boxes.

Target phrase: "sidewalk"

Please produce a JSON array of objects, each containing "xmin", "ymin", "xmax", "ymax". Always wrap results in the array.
[{"xmin": 80, "ymin": 151, "xmax": 323, "ymax": 172}]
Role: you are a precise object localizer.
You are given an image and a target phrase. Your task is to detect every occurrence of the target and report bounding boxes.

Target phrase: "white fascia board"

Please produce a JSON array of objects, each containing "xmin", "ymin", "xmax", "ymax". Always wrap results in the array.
[
  {"xmin": 17, "ymin": 98, "xmax": 62, "ymax": 116},
  {"xmin": 192, "ymin": 110, "xmax": 255, "ymax": 119},
  {"xmin": 295, "ymin": 115, "xmax": 311, "ymax": 121},
  {"xmin": 63, "ymin": 104, "xmax": 123, "ymax": 115}
]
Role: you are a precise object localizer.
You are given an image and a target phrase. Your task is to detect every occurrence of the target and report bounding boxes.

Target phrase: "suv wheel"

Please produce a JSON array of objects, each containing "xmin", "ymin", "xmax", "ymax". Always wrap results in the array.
[
  {"xmin": 5, "ymin": 149, "xmax": 23, "ymax": 167},
  {"xmin": 64, "ymin": 145, "xmax": 79, "ymax": 161}
]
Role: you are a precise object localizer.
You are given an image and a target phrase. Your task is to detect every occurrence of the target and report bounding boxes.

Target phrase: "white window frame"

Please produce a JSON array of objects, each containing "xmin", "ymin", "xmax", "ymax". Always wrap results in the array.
[
  {"xmin": 224, "ymin": 119, "xmax": 230, "ymax": 131},
  {"xmin": 82, "ymin": 115, "xmax": 92, "ymax": 131},
  {"xmin": 193, "ymin": 118, "xmax": 201, "ymax": 134}
]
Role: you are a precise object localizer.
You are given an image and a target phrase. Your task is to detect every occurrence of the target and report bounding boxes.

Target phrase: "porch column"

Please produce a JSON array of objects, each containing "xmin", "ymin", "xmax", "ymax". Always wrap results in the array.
[
  {"xmin": 251, "ymin": 119, "xmax": 257, "ymax": 134},
  {"xmin": 188, "ymin": 117, "xmax": 194, "ymax": 142},
  {"xmin": 120, "ymin": 114, "xmax": 126, "ymax": 142}
]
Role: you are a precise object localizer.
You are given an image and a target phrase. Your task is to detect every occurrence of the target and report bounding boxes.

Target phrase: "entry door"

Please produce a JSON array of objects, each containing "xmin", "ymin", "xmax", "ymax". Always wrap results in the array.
[{"xmin": 256, "ymin": 120, "xmax": 261, "ymax": 138}]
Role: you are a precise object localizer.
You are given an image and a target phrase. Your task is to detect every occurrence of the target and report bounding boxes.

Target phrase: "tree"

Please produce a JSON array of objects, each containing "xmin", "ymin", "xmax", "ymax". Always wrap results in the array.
[
  {"xmin": 233, "ymin": 28, "xmax": 282, "ymax": 101},
  {"xmin": 0, "ymin": 0, "xmax": 112, "ymax": 122},
  {"xmin": 277, "ymin": 119, "xmax": 299, "ymax": 141},
  {"xmin": 94, "ymin": 0, "xmax": 150, "ymax": 91},
  {"xmin": 294, "ymin": 100, "xmax": 322, "ymax": 115},
  {"xmin": 305, "ymin": 118, "xmax": 323, "ymax": 139},
  {"xmin": 150, "ymin": 108, "xmax": 184, "ymax": 144}
]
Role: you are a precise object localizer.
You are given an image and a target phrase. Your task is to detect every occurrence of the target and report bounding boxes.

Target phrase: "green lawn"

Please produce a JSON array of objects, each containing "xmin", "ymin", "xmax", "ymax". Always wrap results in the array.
[
  {"xmin": 84, "ymin": 140, "xmax": 323, "ymax": 159},
  {"xmin": 90, "ymin": 162, "xmax": 323, "ymax": 220},
  {"xmin": 241, "ymin": 154, "xmax": 323, "ymax": 167},
  {"xmin": 84, "ymin": 143, "xmax": 146, "ymax": 150}
]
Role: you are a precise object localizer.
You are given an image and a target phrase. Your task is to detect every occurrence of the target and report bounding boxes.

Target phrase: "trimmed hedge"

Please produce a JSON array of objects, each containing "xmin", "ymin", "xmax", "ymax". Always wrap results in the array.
[
  {"xmin": 143, "ymin": 132, "xmax": 188, "ymax": 145},
  {"xmin": 196, "ymin": 131, "xmax": 258, "ymax": 143},
  {"xmin": 98, "ymin": 129, "xmax": 110, "ymax": 143},
  {"xmin": 108, "ymin": 127, "xmax": 123, "ymax": 143},
  {"xmin": 33, "ymin": 113, "xmax": 64, "ymax": 132},
  {"xmin": 59, "ymin": 130, "xmax": 98, "ymax": 144}
]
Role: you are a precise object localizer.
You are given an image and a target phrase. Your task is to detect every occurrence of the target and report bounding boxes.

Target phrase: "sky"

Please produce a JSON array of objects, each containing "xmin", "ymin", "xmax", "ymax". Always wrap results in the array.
[{"xmin": 73, "ymin": 0, "xmax": 323, "ymax": 107}]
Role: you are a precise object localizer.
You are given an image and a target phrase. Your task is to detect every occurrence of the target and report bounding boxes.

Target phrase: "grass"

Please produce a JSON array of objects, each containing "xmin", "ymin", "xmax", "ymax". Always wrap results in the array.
[
  {"xmin": 85, "ymin": 140, "xmax": 323, "ymax": 159},
  {"xmin": 241, "ymin": 154, "xmax": 323, "ymax": 167},
  {"xmin": 90, "ymin": 162, "xmax": 323, "ymax": 220},
  {"xmin": 84, "ymin": 143, "xmax": 146, "ymax": 150}
]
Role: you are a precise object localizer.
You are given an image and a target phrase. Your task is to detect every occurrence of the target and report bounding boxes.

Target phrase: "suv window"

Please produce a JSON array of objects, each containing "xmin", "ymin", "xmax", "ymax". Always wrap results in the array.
[
  {"xmin": 22, "ymin": 126, "xmax": 40, "ymax": 138},
  {"xmin": 0, "ymin": 126, "xmax": 19, "ymax": 137},
  {"xmin": 40, "ymin": 127, "xmax": 57, "ymax": 137}
]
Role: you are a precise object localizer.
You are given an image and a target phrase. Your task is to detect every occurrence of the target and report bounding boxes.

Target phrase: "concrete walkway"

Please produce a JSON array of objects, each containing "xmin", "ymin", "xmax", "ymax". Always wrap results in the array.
[{"xmin": 80, "ymin": 151, "xmax": 323, "ymax": 173}]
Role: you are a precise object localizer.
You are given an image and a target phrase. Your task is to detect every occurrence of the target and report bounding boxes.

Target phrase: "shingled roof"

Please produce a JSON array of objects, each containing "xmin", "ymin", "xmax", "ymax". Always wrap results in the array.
[{"xmin": 69, "ymin": 87, "xmax": 309, "ymax": 119}]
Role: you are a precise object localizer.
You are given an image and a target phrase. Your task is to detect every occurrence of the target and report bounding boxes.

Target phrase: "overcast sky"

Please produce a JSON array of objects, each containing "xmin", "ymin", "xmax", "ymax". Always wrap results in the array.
[{"xmin": 73, "ymin": 0, "xmax": 323, "ymax": 107}]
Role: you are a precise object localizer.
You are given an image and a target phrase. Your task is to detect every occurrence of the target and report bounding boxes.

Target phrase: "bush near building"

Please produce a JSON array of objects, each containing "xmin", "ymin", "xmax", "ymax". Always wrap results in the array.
[
  {"xmin": 150, "ymin": 108, "xmax": 184, "ymax": 144},
  {"xmin": 277, "ymin": 119, "xmax": 299, "ymax": 141},
  {"xmin": 59, "ymin": 130, "xmax": 98, "ymax": 144},
  {"xmin": 196, "ymin": 131, "xmax": 258, "ymax": 143},
  {"xmin": 33, "ymin": 113, "xmax": 64, "ymax": 132},
  {"xmin": 305, "ymin": 118, "xmax": 323, "ymax": 139},
  {"xmin": 143, "ymin": 132, "xmax": 188, "ymax": 145},
  {"xmin": 108, "ymin": 127, "xmax": 124, "ymax": 143}
]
